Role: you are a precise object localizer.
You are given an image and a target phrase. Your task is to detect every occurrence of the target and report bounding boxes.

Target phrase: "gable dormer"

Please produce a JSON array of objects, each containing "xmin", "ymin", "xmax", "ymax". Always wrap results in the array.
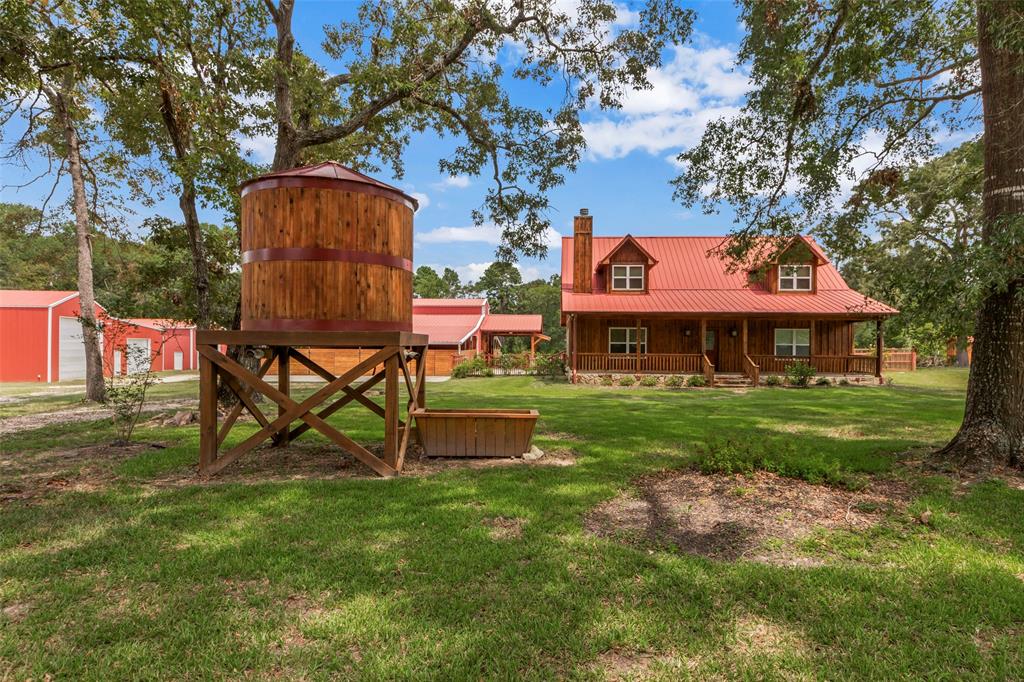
[
  {"xmin": 597, "ymin": 235, "xmax": 658, "ymax": 293},
  {"xmin": 756, "ymin": 236, "xmax": 826, "ymax": 294}
]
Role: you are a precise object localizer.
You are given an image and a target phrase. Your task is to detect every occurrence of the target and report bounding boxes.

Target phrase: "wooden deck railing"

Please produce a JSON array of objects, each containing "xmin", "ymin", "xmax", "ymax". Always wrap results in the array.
[
  {"xmin": 575, "ymin": 353, "xmax": 704, "ymax": 373},
  {"xmin": 748, "ymin": 355, "xmax": 877, "ymax": 375},
  {"xmin": 742, "ymin": 354, "xmax": 760, "ymax": 385},
  {"xmin": 702, "ymin": 354, "xmax": 715, "ymax": 384}
]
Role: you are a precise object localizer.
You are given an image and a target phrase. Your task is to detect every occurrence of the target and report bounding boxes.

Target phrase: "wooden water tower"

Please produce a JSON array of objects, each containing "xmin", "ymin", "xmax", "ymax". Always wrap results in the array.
[{"xmin": 196, "ymin": 162, "xmax": 429, "ymax": 477}]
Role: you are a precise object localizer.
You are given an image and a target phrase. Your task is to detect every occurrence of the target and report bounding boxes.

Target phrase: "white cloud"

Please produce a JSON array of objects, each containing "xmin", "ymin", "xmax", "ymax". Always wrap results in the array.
[
  {"xmin": 417, "ymin": 223, "xmax": 562, "ymax": 249},
  {"xmin": 584, "ymin": 105, "xmax": 742, "ymax": 159},
  {"xmin": 408, "ymin": 191, "xmax": 430, "ymax": 210},
  {"xmin": 432, "ymin": 175, "xmax": 471, "ymax": 190},
  {"xmin": 238, "ymin": 133, "xmax": 275, "ymax": 163},
  {"xmin": 582, "ymin": 41, "xmax": 751, "ymax": 161},
  {"xmin": 441, "ymin": 260, "xmax": 560, "ymax": 284}
]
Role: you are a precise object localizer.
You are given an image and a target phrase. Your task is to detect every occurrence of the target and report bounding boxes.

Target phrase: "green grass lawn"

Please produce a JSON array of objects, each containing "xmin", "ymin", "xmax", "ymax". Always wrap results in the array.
[{"xmin": 1, "ymin": 369, "xmax": 1021, "ymax": 679}]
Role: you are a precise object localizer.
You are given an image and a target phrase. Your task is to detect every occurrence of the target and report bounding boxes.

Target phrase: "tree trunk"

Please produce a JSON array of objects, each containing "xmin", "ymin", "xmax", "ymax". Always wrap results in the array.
[
  {"xmin": 937, "ymin": 0, "xmax": 1024, "ymax": 468},
  {"xmin": 52, "ymin": 79, "xmax": 106, "ymax": 402},
  {"xmin": 179, "ymin": 181, "xmax": 212, "ymax": 328},
  {"xmin": 269, "ymin": 0, "xmax": 301, "ymax": 172},
  {"xmin": 157, "ymin": 82, "xmax": 212, "ymax": 328}
]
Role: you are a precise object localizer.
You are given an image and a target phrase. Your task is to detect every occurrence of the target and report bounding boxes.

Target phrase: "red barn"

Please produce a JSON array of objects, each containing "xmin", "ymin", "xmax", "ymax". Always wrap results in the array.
[
  {"xmin": 105, "ymin": 318, "xmax": 197, "ymax": 375},
  {"xmin": 0, "ymin": 290, "xmax": 109, "ymax": 382}
]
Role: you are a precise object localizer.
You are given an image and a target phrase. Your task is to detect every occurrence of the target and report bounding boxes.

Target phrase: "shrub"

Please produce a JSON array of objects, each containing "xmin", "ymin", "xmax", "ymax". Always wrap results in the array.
[
  {"xmin": 498, "ymin": 353, "xmax": 519, "ymax": 372},
  {"xmin": 618, "ymin": 375, "xmax": 636, "ymax": 386},
  {"xmin": 838, "ymin": 378, "xmax": 851, "ymax": 386},
  {"xmin": 664, "ymin": 375, "xmax": 685, "ymax": 388},
  {"xmin": 106, "ymin": 341, "xmax": 160, "ymax": 445},
  {"xmin": 639, "ymin": 376, "xmax": 659, "ymax": 387},
  {"xmin": 534, "ymin": 352, "xmax": 567, "ymax": 378},
  {"xmin": 599, "ymin": 375, "xmax": 614, "ymax": 386},
  {"xmin": 694, "ymin": 437, "xmax": 864, "ymax": 489},
  {"xmin": 815, "ymin": 377, "xmax": 832, "ymax": 386},
  {"xmin": 785, "ymin": 361, "xmax": 817, "ymax": 387},
  {"xmin": 764, "ymin": 374, "xmax": 783, "ymax": 387},
  {"xmin": 686, "ymin": 375, "xmax": 706, "ymax": 387},
  {"xmin": 451, "ymin": 355, "xmax": 488, "ymax": 378}
]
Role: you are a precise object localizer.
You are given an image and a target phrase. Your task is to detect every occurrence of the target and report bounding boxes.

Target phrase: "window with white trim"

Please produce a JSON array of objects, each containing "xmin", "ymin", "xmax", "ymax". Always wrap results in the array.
[
  {"xmin": 609, "ymin": 327, "xmax": 647, "ymax": 354},
  {"xmin": 778, "ymin": 264, "xmax": 812, "ymax": 291},
  {"xmin": 774, "ymin": 328, "xmax": 810, "ymax": 357},
  {"xmin": 611, "ymin": 264, "xmax": 645, "ymax": 291}
]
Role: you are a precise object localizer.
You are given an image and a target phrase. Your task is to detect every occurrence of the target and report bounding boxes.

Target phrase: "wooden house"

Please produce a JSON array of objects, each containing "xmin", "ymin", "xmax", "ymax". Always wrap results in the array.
[{"xmin": 560, "ymin": 210, "xmax": 897, "ymax": 386}]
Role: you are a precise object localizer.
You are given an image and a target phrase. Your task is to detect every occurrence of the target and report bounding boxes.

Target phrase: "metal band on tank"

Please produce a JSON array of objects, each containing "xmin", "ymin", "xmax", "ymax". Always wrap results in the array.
[{"xmin": 241, "ymin": 247, "xmax": 412, "ymax": 271}]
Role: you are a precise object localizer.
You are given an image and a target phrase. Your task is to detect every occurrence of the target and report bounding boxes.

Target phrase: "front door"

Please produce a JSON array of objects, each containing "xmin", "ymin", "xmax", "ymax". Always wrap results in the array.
[{"xmin": 704, "ymin": 329, "xmax": 717, "ymax": 368}]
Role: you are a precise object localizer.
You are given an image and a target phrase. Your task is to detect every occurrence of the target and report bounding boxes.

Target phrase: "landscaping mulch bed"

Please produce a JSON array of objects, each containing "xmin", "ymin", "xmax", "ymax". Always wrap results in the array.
[{"xmin": 585, "ymin": 469, "xmax": 915, "ymax": 565}]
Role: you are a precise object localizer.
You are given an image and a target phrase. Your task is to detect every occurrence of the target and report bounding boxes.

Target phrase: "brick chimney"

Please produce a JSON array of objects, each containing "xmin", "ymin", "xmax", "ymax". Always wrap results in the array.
[{"xmin": 573, "ymin": 208, "xmax": 593, "ymax": 293}]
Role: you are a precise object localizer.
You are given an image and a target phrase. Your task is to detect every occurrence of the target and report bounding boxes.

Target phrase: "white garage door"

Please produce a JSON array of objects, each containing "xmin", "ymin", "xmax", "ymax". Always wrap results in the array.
[
  {"xmin": 58, "ymin": 317, "xmax": 87, "ymax": 381},
  {"xmin": 127, "ymin": 338, "xmax": 151, "ymax": 374}
]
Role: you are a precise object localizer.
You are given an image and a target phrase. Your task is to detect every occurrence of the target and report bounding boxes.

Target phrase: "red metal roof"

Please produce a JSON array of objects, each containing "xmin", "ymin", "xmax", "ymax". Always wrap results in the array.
[
  {"xmin": 413, "ymin": 313, "xmax": 483, "ymax": 345},
  {"xmin": 413, "ymin": 298, "xmax": 488, "ymax": 309},
  {"xmin": 240, "ymin": 161, "xmax": 419, "ymax": 208},
  {"xmin": 411, "ymin": 298, "xmax": 487, "ymax": 345},
  {"xmin": 561, "ymin": 236, "xmax": 897, "ymax": 317},
  {"xmin": 0, "ymin": 290, "xmax": 80, "ymax": 307},
  {"xmin": 481, "ymin": 314, "xmax": 544, "ymax": 334}
]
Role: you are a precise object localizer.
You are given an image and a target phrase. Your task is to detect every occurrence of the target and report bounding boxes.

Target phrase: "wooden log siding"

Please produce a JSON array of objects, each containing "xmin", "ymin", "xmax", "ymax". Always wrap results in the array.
[
  {"xmin": 572, "ymin": 316, "xmax": 874, "ymax": 375},
  {"xmin": 269, "ymin": 347, "xmax": 471, "ymax": 377}
]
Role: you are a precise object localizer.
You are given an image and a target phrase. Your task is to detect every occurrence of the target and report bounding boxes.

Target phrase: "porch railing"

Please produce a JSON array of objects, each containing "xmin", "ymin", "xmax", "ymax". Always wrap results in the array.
[
  {"xmin": 748, "ymin": 354, "xmax": 877, "ymax": 375},
  {"xmin": 702, "ymin": 354, "xmax": 715, "ymax": 384},
  {"xmin": 576, "ymin": 353, "xmax": 704, "ymax": 373},
  {"xmin": 742, "ymin": 354, "xmax": 760, "ymax": 385}
]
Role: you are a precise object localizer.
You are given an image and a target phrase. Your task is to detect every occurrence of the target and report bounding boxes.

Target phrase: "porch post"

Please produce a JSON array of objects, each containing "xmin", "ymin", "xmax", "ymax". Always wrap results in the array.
[
  {"xmin": 570, "ymin": 314, "xmax": 578, "ymax": 383},
  {"xmin": 635, "ymin": 318, "xmax": 641, "ymax": 373},
  {"xmin": 530, "ymin": 334, "xmax": 537, "ymax": 364},
  {"xmin": 875, "ymin": 318, "xmax": 884, "ymax": 384},
  {"xmin": 742, "ymin": 318, "xmax": 748, "ymax": 355},
  {"xmin": 700, "ymin": 319, "xmax": 707, "ymax": 355}
]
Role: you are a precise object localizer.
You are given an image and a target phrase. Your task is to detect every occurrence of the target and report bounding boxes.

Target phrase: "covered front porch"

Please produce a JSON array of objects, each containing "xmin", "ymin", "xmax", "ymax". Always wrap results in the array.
[{"xmin": 566, "ymin": 315, "xmax": 884, "ymax": 385}]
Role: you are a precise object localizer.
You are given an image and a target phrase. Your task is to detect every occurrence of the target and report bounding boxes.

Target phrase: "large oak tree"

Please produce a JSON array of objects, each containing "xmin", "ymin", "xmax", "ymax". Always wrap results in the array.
[
  {"xmin": 673, "ymin": 0, "xmax": 1023, "ymax": 467},
  {"xmin": 261, "ymin": 0, "xmax": 694, "ymax": 260}
]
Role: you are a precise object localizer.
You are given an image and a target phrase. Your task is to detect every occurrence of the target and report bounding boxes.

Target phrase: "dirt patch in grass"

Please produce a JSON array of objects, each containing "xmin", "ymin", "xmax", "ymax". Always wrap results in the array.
[
  {"xmin": 482, "ymin": 516, "xmax": 526, "ymax": 540},
  {"xmin": 585, "ymin": 469, "xmax": 913, "ymax": 564},
  {"xmin": 0, "ymin": 399, "xmax": 194, "ymax": 435},
  {"xmin": 2, "ymin": 437, "xmax": 576, "ymax": 505},
  {"xmin": 144, "ymin": 441, "xmax": 577, "ymax": 488},
  {"xmin": 0, "ymin": 442, "xmax": 167, "ymax": 505},
  {"xmin": 1, "ymin": 601, "xmax": 32, "ymax": 623}
]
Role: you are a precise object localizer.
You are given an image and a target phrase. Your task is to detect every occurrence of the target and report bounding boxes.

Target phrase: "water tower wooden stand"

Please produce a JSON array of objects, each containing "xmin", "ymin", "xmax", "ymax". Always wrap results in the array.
[
  {"xmin": 198, "ymin": 162, "xmax": 425, "ymax": 478},
  {"xmin": 197, "ymin": 330, "xmax": 428, "ymax": 478}
]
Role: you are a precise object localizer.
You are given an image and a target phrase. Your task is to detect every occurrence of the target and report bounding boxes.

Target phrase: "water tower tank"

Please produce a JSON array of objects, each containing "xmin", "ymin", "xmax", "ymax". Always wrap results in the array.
[{"xmin": 239, "ymin": 162, "xmax": 417, "ymax": 332}]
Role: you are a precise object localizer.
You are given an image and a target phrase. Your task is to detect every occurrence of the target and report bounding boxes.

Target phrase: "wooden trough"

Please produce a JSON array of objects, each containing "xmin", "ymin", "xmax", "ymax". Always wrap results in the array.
[{"xmin": 412, "ymin": 408, "xmax": 539, "ymax": 458}]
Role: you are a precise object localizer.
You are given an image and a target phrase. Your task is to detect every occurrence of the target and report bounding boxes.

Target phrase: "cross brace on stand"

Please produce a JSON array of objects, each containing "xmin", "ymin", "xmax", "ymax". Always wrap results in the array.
[{"xmin": 196, "ymin": 330, "xmax": 429, "ymax": 478}]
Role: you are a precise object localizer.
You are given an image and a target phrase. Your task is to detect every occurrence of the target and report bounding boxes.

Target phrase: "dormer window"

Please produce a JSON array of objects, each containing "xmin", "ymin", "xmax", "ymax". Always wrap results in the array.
[
  {"xmin": 611, "ymin": 264, "xmax": 644, "ymax": 291},
  {"xmin": 779, "ymin": 264, "xmax": 812, "ymax": 291}
]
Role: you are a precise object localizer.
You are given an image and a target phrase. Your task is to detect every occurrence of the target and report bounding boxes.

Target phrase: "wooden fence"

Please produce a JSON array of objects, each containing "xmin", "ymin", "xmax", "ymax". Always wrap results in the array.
[{"xmin": 853, "ymin": 347, "xmax": 917, "ymax": 371}]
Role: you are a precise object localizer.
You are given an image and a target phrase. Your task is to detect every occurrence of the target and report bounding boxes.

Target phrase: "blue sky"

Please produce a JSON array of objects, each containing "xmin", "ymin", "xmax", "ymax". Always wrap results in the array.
[{"xmin": 3, "ymin": 0, "xmax": 755, "ymax": 285}]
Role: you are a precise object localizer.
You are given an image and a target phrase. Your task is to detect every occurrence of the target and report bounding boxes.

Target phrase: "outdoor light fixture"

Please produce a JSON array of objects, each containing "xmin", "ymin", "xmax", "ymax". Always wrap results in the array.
[
  {"xmin": 684, "ymin": 329, "xmax": 691, "ymax": 336},
  {"xmin": 730, "ymin": 329, "xmax": 739, "ymax": 337}
]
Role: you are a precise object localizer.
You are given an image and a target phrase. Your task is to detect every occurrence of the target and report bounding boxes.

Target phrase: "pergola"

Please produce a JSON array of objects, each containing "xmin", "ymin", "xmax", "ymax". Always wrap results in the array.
[{"xmin": 480, "ymin": 314, "xmax": 548, "ymax": 361}]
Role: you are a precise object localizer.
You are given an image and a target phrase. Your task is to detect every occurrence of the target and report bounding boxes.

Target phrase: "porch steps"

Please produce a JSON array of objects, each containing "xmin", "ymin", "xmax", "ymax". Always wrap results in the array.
[{"xmin": 714, "ymin": 374, "xmax": 754, "ymax": 388}]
